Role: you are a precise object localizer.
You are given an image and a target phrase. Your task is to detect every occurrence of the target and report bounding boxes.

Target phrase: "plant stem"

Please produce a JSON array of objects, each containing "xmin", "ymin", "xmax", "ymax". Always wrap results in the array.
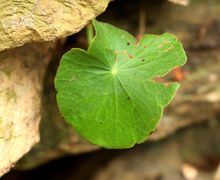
[
  {"xmin": 139, "ymin": 7, "xmax": 146, "ymax": 37},
  {"xmin": 86, "ymin": 23, "xmax": 94, "ymax": 46}
]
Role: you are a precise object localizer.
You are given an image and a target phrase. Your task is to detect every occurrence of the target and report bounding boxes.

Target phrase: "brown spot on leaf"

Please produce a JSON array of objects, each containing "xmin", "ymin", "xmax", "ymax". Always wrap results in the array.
[
  {"xmin": 129, "ymin": 54, "xmax": 134, "ymax": 58},
  {"xmin": 134, "ymin": 39, "xmax": 140, "ymax": 46},
  {"xmin": 164, "ymin": 82, "xmax": 171, "ymax": 87},
  {"xmin": 163, "ymin": 40, "xmax": 171, "ymax": 44}
]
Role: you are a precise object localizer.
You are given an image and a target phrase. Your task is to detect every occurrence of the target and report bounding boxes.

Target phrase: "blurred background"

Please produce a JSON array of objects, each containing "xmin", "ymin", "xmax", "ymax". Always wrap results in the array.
[{"xmin": 1, "ymin": 0, "xmax": 220, "ymax": 179}]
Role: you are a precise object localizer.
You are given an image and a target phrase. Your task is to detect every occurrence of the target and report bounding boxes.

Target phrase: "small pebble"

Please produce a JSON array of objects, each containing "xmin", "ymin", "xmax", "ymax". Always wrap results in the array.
[{"xmin": 181, "ymin": 163, "xmax": 198, "ymax": 180}]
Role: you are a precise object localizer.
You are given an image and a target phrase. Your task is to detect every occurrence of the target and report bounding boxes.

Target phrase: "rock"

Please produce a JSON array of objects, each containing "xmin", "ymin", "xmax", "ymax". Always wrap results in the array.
[
  {"xmin": 214, "ymin": 163, "xmax": 220, "ymax": 180},
  {"xmin": 0, "ymin": 0, "xmax": 110, "ymax": 51},
  {"xmin": 181, "ymin": 163, "xmax": 198, "ymax": 180},
  {"xmin": 93, "ymin": 121, "xmax": 220, "ymax": 180},
  {"xmin": 9, "ymin": 120, "xmax": 219, "ymax": 180},
  {"xmin": 167, "ymin": 0, "xmax": 190, "ymax": 6},
  {"xmin": 0, "ymin": 42, "xmax": 56, "ymax": 176}
]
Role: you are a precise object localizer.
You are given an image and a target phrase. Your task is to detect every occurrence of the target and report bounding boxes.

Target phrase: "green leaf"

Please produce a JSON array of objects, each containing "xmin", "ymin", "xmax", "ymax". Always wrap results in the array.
[{"xmin": 55, "ymin": 20, "xmax": 187, "ymax": 149}]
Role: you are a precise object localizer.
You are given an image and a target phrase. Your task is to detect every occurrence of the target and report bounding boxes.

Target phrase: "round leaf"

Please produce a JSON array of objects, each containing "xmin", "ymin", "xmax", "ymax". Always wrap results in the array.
[{"xmin": 55, "ymin": 20, "xmax": 187, "ymax": 149}]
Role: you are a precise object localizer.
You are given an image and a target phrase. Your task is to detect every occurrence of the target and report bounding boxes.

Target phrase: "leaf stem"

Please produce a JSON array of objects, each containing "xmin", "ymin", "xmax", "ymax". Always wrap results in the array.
[
  {"xmin": 86, "ymin": 23, "xmax": 94, "ymax": 46},
  {"xmin": 137, "ymin": 6, "xmax": 146, "ymax": 40}
]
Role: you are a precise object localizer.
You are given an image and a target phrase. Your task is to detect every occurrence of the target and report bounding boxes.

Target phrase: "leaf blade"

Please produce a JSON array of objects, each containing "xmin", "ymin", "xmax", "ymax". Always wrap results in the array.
[{"xmin": 55, "ymin": 20, "xmax": 187, "ymax": 149}]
